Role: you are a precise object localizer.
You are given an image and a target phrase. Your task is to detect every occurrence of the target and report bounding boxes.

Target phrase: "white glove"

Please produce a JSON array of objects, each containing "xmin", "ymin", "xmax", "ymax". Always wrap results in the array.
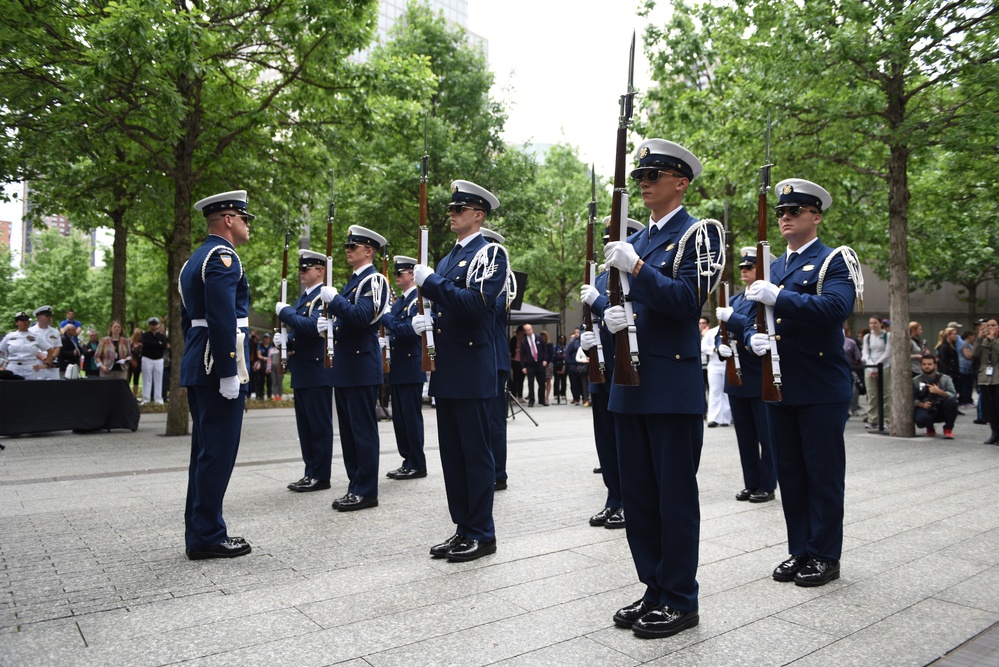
[
  {"xmin": 603, "ymin": 305, "xmax": 629, "ymax": 334},
  {"xmin": 272, "ymin": 332, "xmax": 284, "ymax": 346},
  {"xmin": 604, "ymin": 241, "xmax": 640, "ymax": 274},
  {"xmin": 750, "ymin": 333, "xmax": 770, "ymax": 357},
  {"xmin": 316, "ymin": 316, "xmax": 329, "ymax": 334},
  {"xmin": 413, "ymin": 264, "xmax": 433, "ymax": 286},
  {"xmin": 716, "ymin": 306, "xmax": 733, "ymax": 322},
  {"xmin": 116, "ymin": 358, "xmax": 128, "ymax": 367},
  {"xmin": 580, "ymin": 284, "xmax": 600, "ymax": 306},
  {"xmin": 746, "ymin": 281, "xmax": 780, "ymax": 306},
  {"xmin": 580, "ymin": 330, "xmax": 598, "ymax": 351},
  {"xmin": 718, "ymin": 344, "xmax": 733, "ymax": 358},
  {"xmin": 411, "ymin": 314, "xmax": 429, "ymax": 335},
  {"xmin": 378, "ymin": 336, "xmax": 387, "ymax": 350},
  {"xmin": 320, "ymin": 286, "xmax": 338, "ymax": 303},
  {"xmin": 219, "ymin": 375, "xmax": 240, "ymax": 400},
  {"xmin": 275, "ymin": 301, "xmax": 290, "ymax": 316}
]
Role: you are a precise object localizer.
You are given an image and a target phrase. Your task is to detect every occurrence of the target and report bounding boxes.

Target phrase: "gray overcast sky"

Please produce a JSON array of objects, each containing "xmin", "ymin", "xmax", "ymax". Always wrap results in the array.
[{"xmin": 467, "ymin": 1, "xmax": 669, "ymax": 177}]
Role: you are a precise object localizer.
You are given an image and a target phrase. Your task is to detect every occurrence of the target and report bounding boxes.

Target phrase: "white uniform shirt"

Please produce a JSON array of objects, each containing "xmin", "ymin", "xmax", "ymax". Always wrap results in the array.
[
  {"xmin": 28, "ymin": 324, "xmax": 61, "ymax": 354},
  {"xmin": 1, "ymin": 330, "xmax": 52, "ymax": 365}
]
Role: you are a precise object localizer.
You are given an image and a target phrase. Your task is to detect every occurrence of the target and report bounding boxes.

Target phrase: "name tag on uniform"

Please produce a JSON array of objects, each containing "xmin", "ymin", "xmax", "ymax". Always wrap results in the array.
[
  {"xmin": 458, "ymin": 260, "xmax": 467, "ymax": 267},
  {"xmin": 802, "ymin": 264, "xmax": 815, "ymax": 272}
]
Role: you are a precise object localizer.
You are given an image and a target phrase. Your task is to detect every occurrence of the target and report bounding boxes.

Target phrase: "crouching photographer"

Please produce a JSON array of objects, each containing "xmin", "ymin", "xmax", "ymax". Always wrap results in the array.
[{"xmin": 913, "ymin": 354, "xmax": 958, "ymax": 439}]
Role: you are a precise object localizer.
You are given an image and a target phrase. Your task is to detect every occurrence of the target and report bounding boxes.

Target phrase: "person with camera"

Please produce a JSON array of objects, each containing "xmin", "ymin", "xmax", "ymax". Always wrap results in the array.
[{"xmin": 913, "ymin": 353, "xmax": 958, "ymax": 439}]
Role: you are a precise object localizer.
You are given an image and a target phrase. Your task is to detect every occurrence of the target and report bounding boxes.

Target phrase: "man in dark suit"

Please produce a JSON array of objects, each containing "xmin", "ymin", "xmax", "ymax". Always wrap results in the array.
[
  {"xmin": 745, "ymin": 178, "xmax": 860, "ymax": 587},
  {"xmin": 320, "ymin": 225, "xmax": 390, "ymax": 512},
  {"xmin": 381, "ymin": 255, "xmax": 427, "ymax": 481},
  {"xmin": 519, "ymin": 323, "xmax": 548, "ymax": 406},
  {"xmin": 599, "ymin": 139, "xmax": 721, "ymax": 638},
  {"xmin": 715, "ymin": 247, "xmax": 777, "ymax": 503},
  {"xmin": 180, "ymin": 190, "xmax": 254, "ymax": 560},
  {"xmin": 275, "ymin": 249, "xmax": 334, "ymax": 493},
  {"xmin": 413, "ymin": 179, "xmax": 507, "ymax": 562}
]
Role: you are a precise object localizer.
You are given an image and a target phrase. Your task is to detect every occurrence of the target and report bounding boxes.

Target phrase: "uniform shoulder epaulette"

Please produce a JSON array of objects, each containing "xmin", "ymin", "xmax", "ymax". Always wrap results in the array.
[
  {"xmin": 355, "ymin": 272, "xmax": 392, "ymax": 323},
  {"xmin": 467, "ymin": 242, "xmax": 513, "ymax": 306},
  {"xmin": 818, "ymin": 245, "xmax": 864, "ymax": 310},
  {"xmin": 674, "ymin": 218, "xmax": 726, "ymax": 297}
]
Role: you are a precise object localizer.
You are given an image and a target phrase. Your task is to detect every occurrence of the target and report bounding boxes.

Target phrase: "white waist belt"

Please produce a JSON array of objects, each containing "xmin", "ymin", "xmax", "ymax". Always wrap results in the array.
[{"xmin": 191, "ymin": 318, "xmax": 249, "ymax": 328}]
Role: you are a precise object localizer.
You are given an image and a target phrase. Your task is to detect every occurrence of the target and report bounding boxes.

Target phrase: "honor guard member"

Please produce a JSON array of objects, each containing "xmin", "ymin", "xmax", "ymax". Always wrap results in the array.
[
  {"xmin": 480, "ymin": 227, "xmax": 513, "ymax": 491},
  {"xmin": 276, "ymin": 249, "xmax": 335, "ymax": 492},
  {"xmin": 1, "ymin": 311, "xmax": 52, "ymax": 380},
  {"xmin": 579, "ymin": 216, "xmax": 645, "ymax": 530},
  {"xmin": 600, "ymin": 139, "xmax": 722, "ymax": 638},
  {"xmin": 745, "ymin": 178, "xmax": 862, "ymax": 587},
  {"xmin": 715, "ymin": 247, "xmax": 777, "ymax": 503},
  {"xmin": 180, "ymin": 190, "xmax": 254, "ymax": 559},
  {"xmin": 412, "ymin": 180, "xmax": 507, "ymax": 562},
  {"xmin": 320, "ymin": 225, "xmax": 390, "ymax": 512},
  {"xmin": 29, "ymin": 306, "xmax": 61, "ymax": 380},
  {"xmin": 381, "ymin": 255, "xmax": 428, "ymax": 480}
]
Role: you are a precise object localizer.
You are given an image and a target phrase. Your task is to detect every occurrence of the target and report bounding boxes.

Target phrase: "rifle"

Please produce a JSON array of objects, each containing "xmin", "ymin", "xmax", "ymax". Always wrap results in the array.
[
  {"xmin": 278, "ymin": 229, "xmax": 290, "ymax": 370},
  {"xmin": 418, "ymin": 112, "xmax": 437, "ymax": 372},
  {"xmin": 584, "ymin": 166, "xmax": 605, "ymax": 383},
  {"xmin": 718, "ymin": 205, "xmax": 742, "ymax": 386},
  {"xmin": 608, "ymin": 32, "xmax": 640, "ymax": 386},
  {"xmin": 380, "ymin": 243, "xmax": 391, "ymax": 374},
  {"xmin": 757, "ymin": 116, "xmax": 782, "ymax": 401},
  {"xmin": 325, "ymin": 171, "xmax": 335, "ymax": 369}
]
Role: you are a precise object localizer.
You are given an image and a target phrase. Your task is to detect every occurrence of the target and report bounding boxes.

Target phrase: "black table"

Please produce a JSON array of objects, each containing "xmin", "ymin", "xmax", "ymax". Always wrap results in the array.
[{"xmin": 0, "ymin": 378, "xmax": 140, "ymax": 436}]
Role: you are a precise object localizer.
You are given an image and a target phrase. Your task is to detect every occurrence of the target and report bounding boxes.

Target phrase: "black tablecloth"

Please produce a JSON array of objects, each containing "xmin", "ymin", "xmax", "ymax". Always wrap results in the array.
[{"xmin": 0, "ymin": 378, "xmax": 140, "ymax": 436}]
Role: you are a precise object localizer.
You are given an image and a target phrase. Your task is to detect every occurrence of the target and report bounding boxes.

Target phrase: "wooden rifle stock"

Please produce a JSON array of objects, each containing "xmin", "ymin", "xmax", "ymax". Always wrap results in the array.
[
  {"xmin": 417, "ymin": 118, "xmax": 436, "ymax": 372},
  {"xmin": 584, "ymin": 168, "xmax": 604, "ymax": 384},
  {"xmin": 757, "ymin": 183, "xmax": 781, "ymax": 402},
  {"xmin": 718, "ymin": 281, "xmax": 742, "ymax": 386}
]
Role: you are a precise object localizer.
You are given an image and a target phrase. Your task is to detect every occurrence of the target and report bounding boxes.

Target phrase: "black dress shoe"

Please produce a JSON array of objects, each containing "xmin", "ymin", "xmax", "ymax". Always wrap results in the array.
[
  {"xmin": 593, "ymin": 467, "xmax": 602, "ymax": 474},
  {"xmin": 331, "ymin": 493, "xmax": 351, "ymax": 509},
  {"xmin": 494, "ymin": 479, "xmax": 508, "ymax": 491},
  {"xmin": 632, "ymin": 606, "xmax": 699, "ymax": 639},
  {"xmin": 335, "ymin": 493, "xmax": 378, "ymax": 512},
  {"xmin": 528, "ymin": 401, "xmax": 535, "ymax": 407},
  {"xmin": 589, "ymin": 507, "xmax": 612, "ymax": 526},
  {"xmin": 749, "ymin": 490, "xmax": 775, "ymax": 503},
  {"xmin": 735, "ymin": 488, "xmax": 752, "ymax": 501},
  {"xmin": 986, "ymin": 437, "xmax": 999, "ymax": 445},
  {"xmin": 707, "ymin": 421, "xmax": 718, "ymax": 428},
  {"xmin": 773, "ymin": 554, "xmax": 810, "ymax": 582},
  {"xmin": 287, "ymin": 476, "xmax": 310, "ymax": 490},
  {"xmin": 386, "ymin": 466, "xmax": 407, "ymax": 479},
  {"xmin": 446, "ymin": 537, "xmax": 497, "ymax": 562},
  {"xmin": 289, "ymin": 477, "xmax": 331, "ymax": 492},
  {"xmin": 603, "ymin": 507, "xmax": 626, "ymax": 529},
  {"xmin": 393, "ymin": 468, "xmax": 427, "ymax": 480},
  {"xmin": 187, "ymin": 538, "xmax": 251, "ymax": 560},
  {"xmin": 430, "ymin": 533, "xmax": 463, "ymax": 558},
  {"xmin": 973, "ymin": 418, "xmax": 987, "ymax": 425},
  {"xmin": 795, "ymin": 559, "xmax": 840, "ymax": 587},
  {"xmin": 613, "ymin": 598, "xmax": 653, "ymax": 628}
]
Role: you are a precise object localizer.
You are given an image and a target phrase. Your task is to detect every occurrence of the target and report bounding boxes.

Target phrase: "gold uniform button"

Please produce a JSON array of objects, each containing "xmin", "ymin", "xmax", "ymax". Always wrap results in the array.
[
  {"xmin": 438, "ymin": 312, "xmax": 442, "ymax": 317},
  {"xmin": 436, "ymin": 329, "xmax": 442, "ymax": 334},
  {"xmin": 775, "ymin": 335, "xmax": 781, "ymax": 341},
  {"xmin": 675, "ymin": 354, "xmax": 680, "ymax": 360},
  {"xmin": 779, "ymin": 284, "xmax": 785, "ymax": 289},
  {"xmin": 468, "ymin": 342, "xmax": 473, "ymax": 347},
  {"xmin": 776, "ymin": 318, "xmax": 782, "ymax": 324},
  {"xmin": 819, "ymin": 351, "xmax": 824, "ymax": 356}
]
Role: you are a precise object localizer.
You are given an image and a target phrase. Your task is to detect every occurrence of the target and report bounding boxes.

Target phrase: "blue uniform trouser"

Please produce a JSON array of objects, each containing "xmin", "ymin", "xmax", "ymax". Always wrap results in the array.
[
  {"xmin": 334, "ymin": 385, "xmax": 380, "ymax": 498},
  {"xmin": 436, "ymin": 397, "xmax": 495, "ymax": 541},
  {"xmin": 185, "ymin": 386, "xmax": 245, "ymax": 550},
  {"xmin": 729, "ymin": 395, "xmax": 777, "ymax": 493},
  {"xmin": 768, "ymin": 401, "xmax": 849, "ymax": 561},
  {"xmin": 616, "ymin": 413, "xmax": 702, "ymax": 612},
  {"xmin": 490, "ymin": 371, "xmax": 509, "ymax": 482},
  {"xmin": 390, "ymin": 382, "xmax": 425, "ymax": 471},
  {"xmin": 294, "ymin": 385, "xmax": 333, "ymax": 480},
  {"xmin": 590, "ymin": 390, "xmax": 621, "ymax": 509}
]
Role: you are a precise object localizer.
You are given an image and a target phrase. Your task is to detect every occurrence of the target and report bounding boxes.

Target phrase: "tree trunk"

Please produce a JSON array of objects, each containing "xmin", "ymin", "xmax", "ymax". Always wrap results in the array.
[
  {"xmin": 965, "ymin": 282, "xmax": 978, "ymax": 325},
  {"xmin": 110, "ymin": 209, "xmax": 127, "ymax": 326}
]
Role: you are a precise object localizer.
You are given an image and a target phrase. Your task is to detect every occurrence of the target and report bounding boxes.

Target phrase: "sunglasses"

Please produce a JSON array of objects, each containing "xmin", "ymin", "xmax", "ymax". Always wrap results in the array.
[
  {"xmin": 343, "ymin": 243, "xmax": 371, "ymax": 251},
  {"xmin": 774, "ymin": 206, "xmax": 819, "ymax": 220},
  {"xmin": 394, "ymin": 269, "xmax": 413, "ymax": 276},
  {"xmin": 447, "ymin": 204, "xmax": 484, "ymax": 214},
  {"xmin": 632, "ymin": 170, "xmax": 685, "ymax": 184}
]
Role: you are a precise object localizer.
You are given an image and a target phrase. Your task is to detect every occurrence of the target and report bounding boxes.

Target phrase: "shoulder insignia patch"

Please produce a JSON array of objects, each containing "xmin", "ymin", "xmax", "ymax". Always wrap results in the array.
[
  {"xmin": 27, "ymin": 335, "xmax": 35, "ymax": 342},
  {"xmin": 802, "ymin": 264, "xmax": 815, "ymax": 272},
  {"xmin": 220, "ymin": 255, "xmax": 232, "ymax": 268}
]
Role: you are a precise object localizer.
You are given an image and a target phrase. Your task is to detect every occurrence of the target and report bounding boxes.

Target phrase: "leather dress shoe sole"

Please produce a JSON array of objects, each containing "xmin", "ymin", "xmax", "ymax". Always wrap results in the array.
[
  {"xmin": 430, "ymin": 533, "xmax": 463, "ymax": 558},
  {"xmin": 632, "ymin": 607, "xmax": 699, "ymax": 639},
  {"xmin": 289, "ymin": 479, "xmax": 331, "ymax": 492},
  {"xmin": 393, "ymin": 469, "xmax": 427, "ymax": 480},
  {"xmin": 773, "ymin": 555, "xmax": 810, "ymax": 582},
  {"xmin": 748, "ymin": 490, "xmax": 775, "ymax": 503},
  {"xmin": 613, "ymin": 598, "xmax": 653, "ymax": 629},
  {"xmin": 445, "ymin": 538, "xmax": 497, "ymax": 562},
  {"xmin": 735, "ymin": 488, "xmax": 752, "ymax": 501},
  {"xmin": 187, "ymin": 538, "xmax": 251, "ymax": 560},
  {"xmin": 336, "ymin": 496, "xmax": 378, "ymax": 512}
]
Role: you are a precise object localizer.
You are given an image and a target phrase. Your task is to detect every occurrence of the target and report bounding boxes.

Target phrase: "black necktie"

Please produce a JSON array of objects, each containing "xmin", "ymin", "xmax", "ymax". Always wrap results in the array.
[
  {"xmin": 787, "ymin": 251, "xmax": 799, "ymax": 268},
  {"xmin": 649, "ymin": 225, "xmax": 659, "ymax": 241}
]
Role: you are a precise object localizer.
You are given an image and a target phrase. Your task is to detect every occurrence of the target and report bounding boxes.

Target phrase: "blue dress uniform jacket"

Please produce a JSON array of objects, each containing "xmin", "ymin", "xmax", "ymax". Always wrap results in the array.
[
  {"xmin": 490, "ymin": 288, "xmax": 511, "ymax": 483},
  {"xmin": 749, "ymin": 239, "xmax": 855, "ymax": 563},
  {"xmin": 606, "ymin": 208, "xmax": 720, "ymax": 614},
  {"xmin": 420, "ymin": 233, "xmax": 506, "ymax": 542},
  {"xmin": 719, "ymin": 291, "xmax": 777, "ymax": 494},
  {"xmin": 179, "ymin": 234, "xmax": 250, "ymax": 551},
  {"xmin": 587, "ymin": 270, "xmax": 623, "ymax": 510},
  {"xmin": 608, "ymin": 209, "xmax": 715, "ymax": 415},
  {"xmin": 382, "ymin": 288, "xmax": 426, "ymax": 473},
  {"xmin": 326, "ymin": 264, "xmax": 385, "ymax": 498},
  {"xmin": 279, "ymin": 284, "xmax": 334, "ymax": 482}
]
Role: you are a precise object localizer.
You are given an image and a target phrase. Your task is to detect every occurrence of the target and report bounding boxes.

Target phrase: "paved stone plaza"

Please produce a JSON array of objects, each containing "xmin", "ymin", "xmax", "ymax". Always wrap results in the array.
[{"xmin": 2, "ymin": 400, "xmax": 998, "ymax": 666}]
